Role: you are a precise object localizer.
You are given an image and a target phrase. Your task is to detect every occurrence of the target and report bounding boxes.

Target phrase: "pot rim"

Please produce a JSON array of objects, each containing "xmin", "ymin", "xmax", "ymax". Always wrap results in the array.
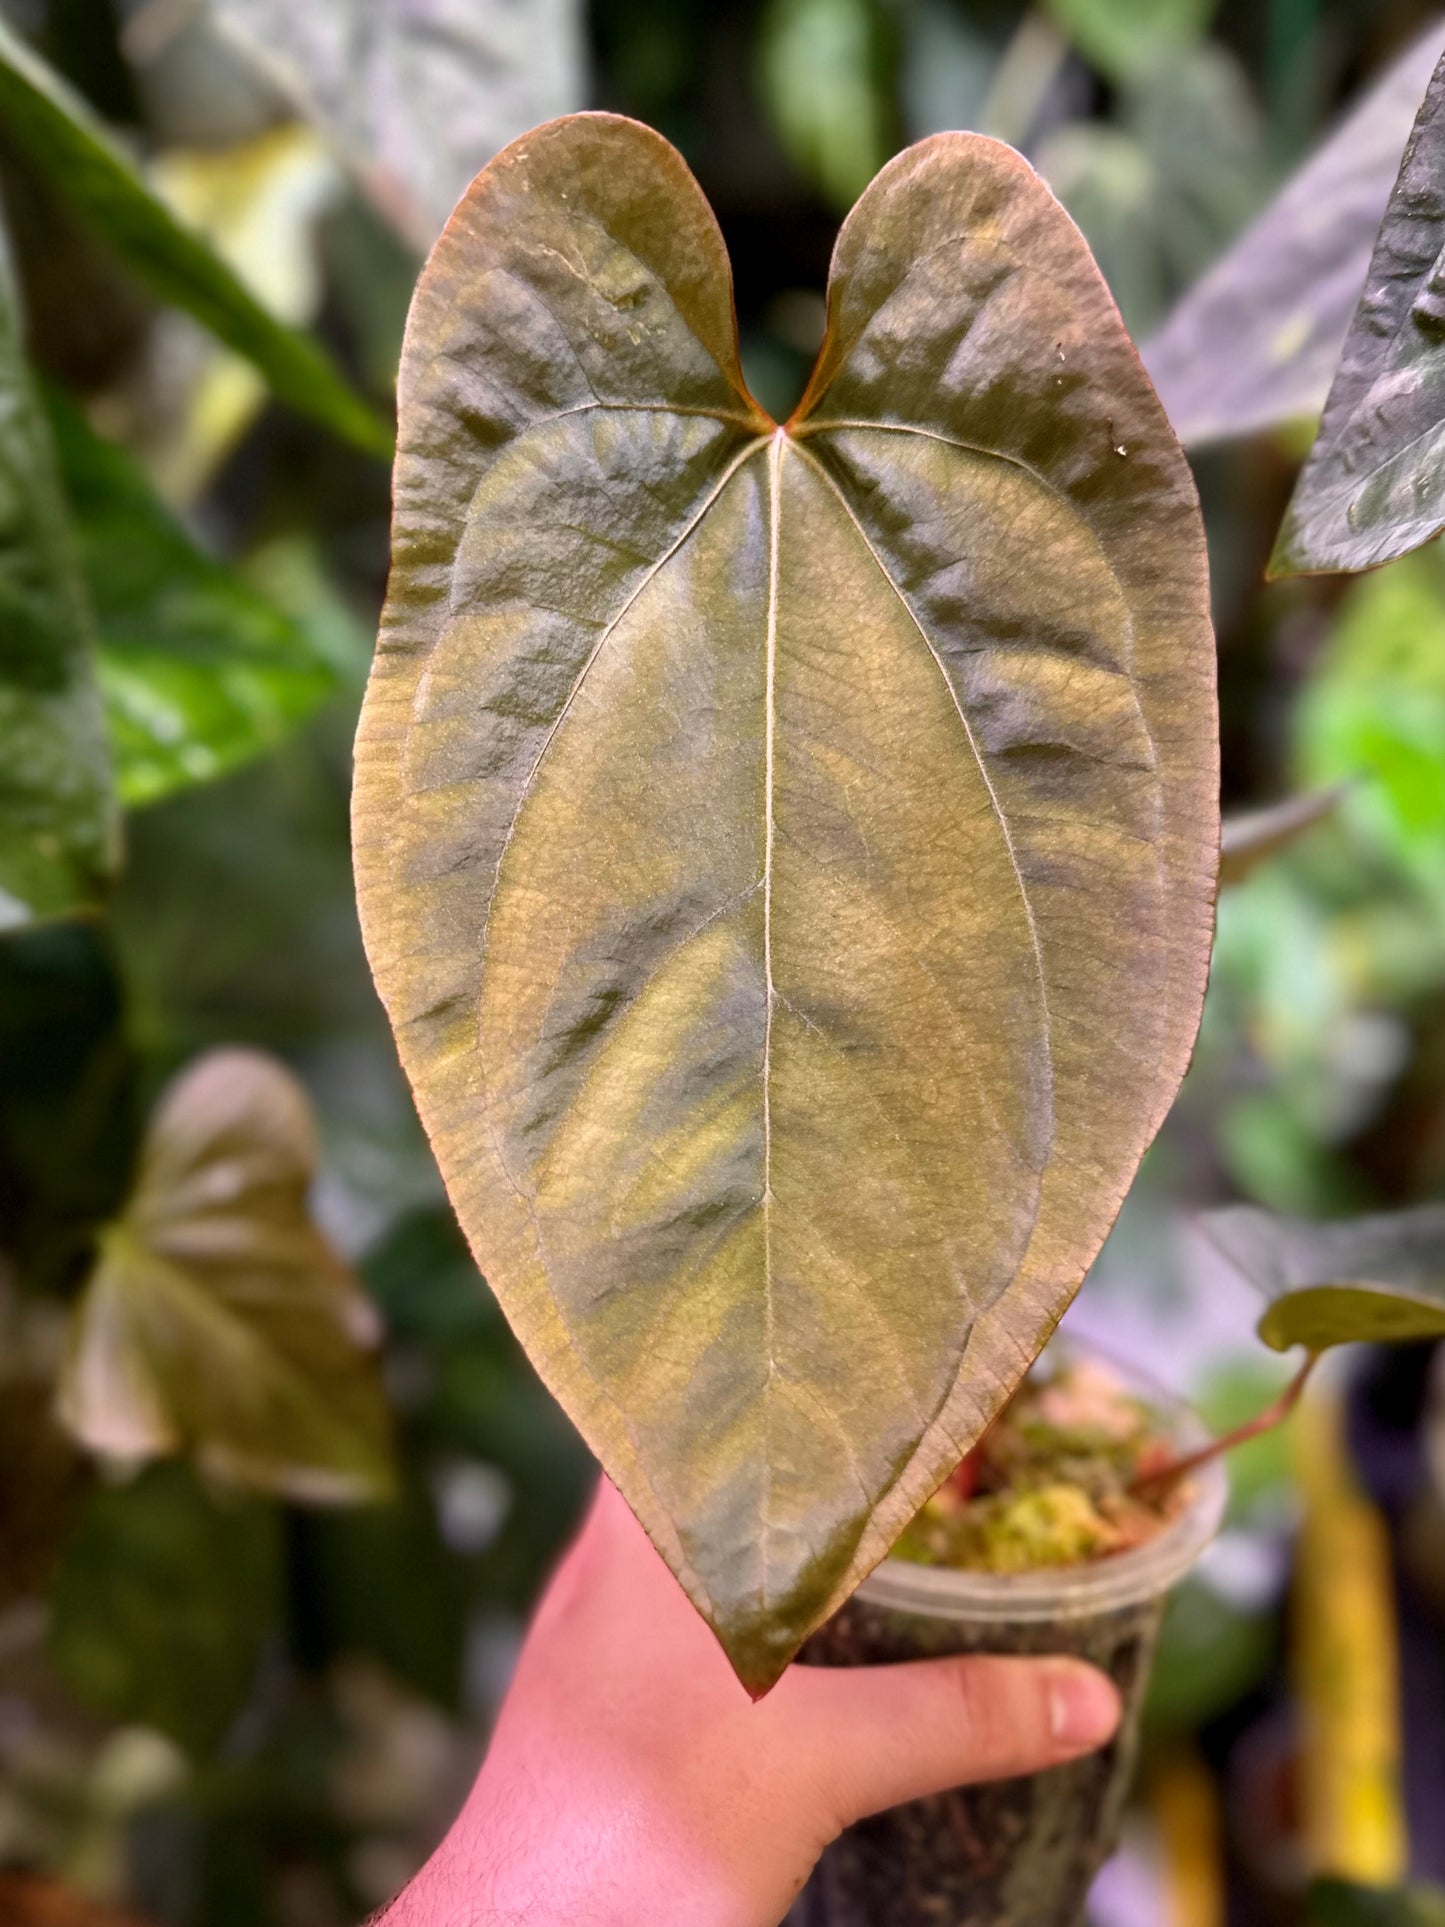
[{"xmin": 855, "ymin": 1349, "xmax": 1228, "ymax": 1624}]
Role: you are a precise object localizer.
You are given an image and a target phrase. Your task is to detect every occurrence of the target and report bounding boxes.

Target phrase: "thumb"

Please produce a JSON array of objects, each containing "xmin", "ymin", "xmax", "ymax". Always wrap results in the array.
[{"xmin": 780, "ymin": 1654, "xmax": 1122, "ymax": 1826}]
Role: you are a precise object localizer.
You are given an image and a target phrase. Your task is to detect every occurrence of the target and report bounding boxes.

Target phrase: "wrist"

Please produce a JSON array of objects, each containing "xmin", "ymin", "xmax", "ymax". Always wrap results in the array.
[{"xmin": 382, "ymin": 1767, "xmax": 744, "ymax": 1927}]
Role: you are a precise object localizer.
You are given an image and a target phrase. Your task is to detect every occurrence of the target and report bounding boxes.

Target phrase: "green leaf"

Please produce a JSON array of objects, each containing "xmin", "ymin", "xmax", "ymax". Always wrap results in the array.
[
  {"xmin": 208, "ymin": 0, "xmax": 585, "ymax": 251},
  {"xmin": 0, "ymin": 16, "xmax": 390, "ymax": 456},
  {"xmin": 58, "ymin": 1048, "xmax": 397, "ymax": 1502},
  {"xmin": 1310, "ymin": 1879, "xmax": 1445, "ymax": 1927},
  {"xmin": 1293, "ymin": 547, "xmax": 1445, "ymax": 906},
  {"xmin": 49, "ymin": 1461, "xmax": 281, "ymax": 1757},
  {"xmin": 353, "ymin": 115, "xmax": 1219, "ymax": 1690},
  {"xmin": 0, "ymin": 229, "xmax": 118, "ymax": 929},
  {"xmin": 1144, "ymin": 26, "xmax": 1444, "ymax": 447},
  {"xmin": 1043, "ymin": 0, "xmax": 1214, "ymax": 84},
  {"xmin": 1270, "ymin": 49, "xmax": 1445, "ymax": 576},
  {"xmin": 1218, "ymin": 787, "xmax": 1348, "ymax": 886},
  {"xmin": 758, "ymin": 0, "xmax": 893, "ymax": 212},
  {"xmin": 1145, "ymin": 1573, "xmax": 1275, "ymax": 1735},
  {"xmin": 1202, "ymin": 1204, "xmax": 1445, "ymax": 1353},
  {"xmin": 45, "ymin": 390, "xmax": 334, "ymax": 807}
]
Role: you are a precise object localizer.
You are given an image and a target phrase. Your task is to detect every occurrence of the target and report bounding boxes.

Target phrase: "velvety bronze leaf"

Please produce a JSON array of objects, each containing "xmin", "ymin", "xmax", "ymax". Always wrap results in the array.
[
  {"xmin": 58, "ymin": 1048, "xmax": 395, "ymax": 1503},
  {"xmin": 1203, "ymin": 1204, "xmax": 1445, "ymax": 1353},
  {"xmin": 1271, "ymin": 49, "xmax": 1445, "ymax": 576},
  {"xmin": 353, "ymin": 114, "xmax": 1218, "ymax": 1690}
]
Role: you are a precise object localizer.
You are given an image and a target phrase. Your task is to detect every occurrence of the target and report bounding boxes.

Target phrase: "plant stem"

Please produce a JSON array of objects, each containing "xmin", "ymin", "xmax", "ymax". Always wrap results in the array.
[{"xmin": 1129, "ymin": 1351, "xmax": 1320, "ymax": 1497}]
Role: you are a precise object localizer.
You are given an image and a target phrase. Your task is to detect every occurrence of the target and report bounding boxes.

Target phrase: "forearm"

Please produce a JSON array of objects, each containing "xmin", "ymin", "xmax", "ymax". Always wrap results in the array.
[{"xmin": 376, "ymin": 1760, "xmax": 743, "ymax": 1927}]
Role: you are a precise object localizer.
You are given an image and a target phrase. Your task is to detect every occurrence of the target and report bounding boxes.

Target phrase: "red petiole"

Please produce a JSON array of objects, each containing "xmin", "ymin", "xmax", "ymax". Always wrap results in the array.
[{"xmin": 1127, "ymin": 1350, "xmax": 1320, "ymax": 1499}]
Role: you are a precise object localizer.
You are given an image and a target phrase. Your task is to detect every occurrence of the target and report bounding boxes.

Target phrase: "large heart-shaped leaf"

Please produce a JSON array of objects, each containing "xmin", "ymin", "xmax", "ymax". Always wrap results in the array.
[
  {"xmin": 0, "ymin": 227, "xmax": 118, "ymax": 929},
  {"xmin": 58, "ymin": 1048, "xmax": 395, "ymax": 1503},
  {"xmin": 0, "ymin": 16, "xmax": 389, "ymax": 457},
  {"xmin": 1271, "ymin": 49, "xmax": 1445, "ymax": 576},
  {"xmin": 1203, "ymin": 1204, "xmax": 1445, "ymax": 1353},
  {"xmin": 1144, "ymin": 24, "xmax": 1445, "ymax": 449},
  {"xmin": 45, "ymin": 389, "xmax": 334, "ymax": 807},
  {"xmin": 353, "ymin": 114, "xmax": 1218, "ymax": 1690}
]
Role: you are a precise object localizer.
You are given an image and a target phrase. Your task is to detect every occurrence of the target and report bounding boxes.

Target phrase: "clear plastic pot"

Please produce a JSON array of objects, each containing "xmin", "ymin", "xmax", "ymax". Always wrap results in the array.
[{"xmin": 786, "ymin": 1375, "xmax": 1228, "ymax": 1927}]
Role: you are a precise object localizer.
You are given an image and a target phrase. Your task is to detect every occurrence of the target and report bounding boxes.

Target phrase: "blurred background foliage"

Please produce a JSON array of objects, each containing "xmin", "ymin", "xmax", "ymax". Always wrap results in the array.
[{"xmin": 4, "ymin": 1, "xmax": 1445, "ymax": 1923}]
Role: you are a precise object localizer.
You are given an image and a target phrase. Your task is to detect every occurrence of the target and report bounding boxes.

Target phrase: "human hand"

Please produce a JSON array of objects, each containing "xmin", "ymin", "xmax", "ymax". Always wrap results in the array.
[{"xmin": 381, "ymin": 1477, "xmax": 1121, "ymax": 1927}]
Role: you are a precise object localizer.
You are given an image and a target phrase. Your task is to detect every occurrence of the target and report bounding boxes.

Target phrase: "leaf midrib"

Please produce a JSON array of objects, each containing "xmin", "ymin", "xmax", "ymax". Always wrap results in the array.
[
  {"xmin": 484, "ymin": 409, "xmax": 1063, "ymax": 1559},
  {"xmin": 486, "ymin": 407, "xmax": 1060, "ymax": 1161}
]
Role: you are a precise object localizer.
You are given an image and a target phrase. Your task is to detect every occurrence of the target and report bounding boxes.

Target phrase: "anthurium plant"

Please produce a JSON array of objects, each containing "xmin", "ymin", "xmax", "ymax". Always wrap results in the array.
[{"xmin": 353, "ymin": 111, "xmax": 1220, "ymax": 1695}]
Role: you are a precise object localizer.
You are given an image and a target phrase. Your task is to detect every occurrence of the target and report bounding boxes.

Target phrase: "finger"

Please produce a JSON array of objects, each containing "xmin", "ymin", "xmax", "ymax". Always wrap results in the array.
[{"xmin": 777, "ymin": 1654, "xmax": 1121, "ymax": 1825}]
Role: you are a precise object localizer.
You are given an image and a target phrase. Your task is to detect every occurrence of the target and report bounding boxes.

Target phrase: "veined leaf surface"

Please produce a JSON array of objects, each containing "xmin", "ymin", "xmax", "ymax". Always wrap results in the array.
[
  {"xmin": 354, "ymin": 114, "xmax": 1218, "ymax": 1690},
  {"xmin": 1271, "ymin": 49, "xmax": 1445, "ymax": 575}
]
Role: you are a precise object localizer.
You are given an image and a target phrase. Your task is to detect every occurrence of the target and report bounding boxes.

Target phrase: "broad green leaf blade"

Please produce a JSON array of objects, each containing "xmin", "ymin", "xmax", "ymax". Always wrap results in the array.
[
  {"xmin": 209, "ymin": 0, "xmax": 585, "ymax": 250},
  {"xmin": 1219, "ymin": 786, "xmax": 1348, "ymax": 886},
  {"xmin": 0, "ymin": 16, "xmax": 390, "ymax": 456},
  {"xmin": 1271, "ymin": 49, "xmax": 1445, "ymax": 576},
  {"xmin": 353, "ymin": 114, "xmax": 1218, "ymax": 1691},
  {"xmin": 58, "ymin": 1048, "xmax": 396, "ymax": 1502},
  {"xmin": 0, "ymin": 232, "xmax": 117, "ymax": 929},
  {"xmin": 45, "ymin": 390, "xmax": 334, "ymax": 806},
  {"xmin": 49, "ymin": 1461, "xmax": 281, "ymax": 1757},
  {"xmin": 1202, "ymin": 1204, "xmax": 1445, "ymax": 1352},
  {"xmin": 1144, "ymin": 25, "xmax": 1445, "ymax": 448}
]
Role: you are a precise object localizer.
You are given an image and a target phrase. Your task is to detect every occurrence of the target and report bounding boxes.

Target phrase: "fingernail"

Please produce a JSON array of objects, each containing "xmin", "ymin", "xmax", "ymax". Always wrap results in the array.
[{"xmin": 1048, "ymin": 1668, "xmax": 1120, "ymax": 1748}]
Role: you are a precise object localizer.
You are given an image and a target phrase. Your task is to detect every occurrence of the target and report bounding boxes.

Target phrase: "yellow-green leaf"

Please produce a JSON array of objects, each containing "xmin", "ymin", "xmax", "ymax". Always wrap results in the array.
[
  {"xmin": 1203, "ymin": 1204, "xmax": 1445, "ymax": 1353},
  {"xmin": 353, "ymin": 114, "xmax": 1218, "ymax": 1691},
  {"xmin": 58, "ymin": 1048, "xmax": 395, "ymax": 1503},
  {"xmin": 1271, "ymin": 49, "xmax": 1445, "ymax": 576},
  {"xmin": 0, "ymin": 16, "xmax": 390, "ymax": 457}
]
